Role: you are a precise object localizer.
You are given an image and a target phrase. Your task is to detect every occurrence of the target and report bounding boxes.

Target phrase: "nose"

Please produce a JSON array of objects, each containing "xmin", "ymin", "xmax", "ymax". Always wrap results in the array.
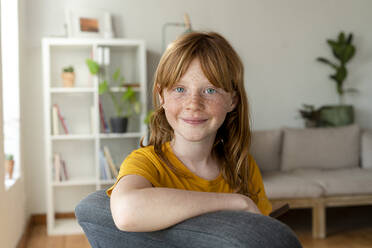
[{"xmin": 185, "ymin": 91, "xmax": 204, "ymax": 111}]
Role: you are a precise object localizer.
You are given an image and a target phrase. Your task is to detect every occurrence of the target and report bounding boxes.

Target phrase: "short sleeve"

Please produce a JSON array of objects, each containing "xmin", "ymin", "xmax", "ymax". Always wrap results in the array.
[
  {"xmin": 106, "ymin": 149, "xmax": 161, "ymax": 197},
  {"xmin": 248, "ymin": 155, "xmax": 273, "ymax": 216}
]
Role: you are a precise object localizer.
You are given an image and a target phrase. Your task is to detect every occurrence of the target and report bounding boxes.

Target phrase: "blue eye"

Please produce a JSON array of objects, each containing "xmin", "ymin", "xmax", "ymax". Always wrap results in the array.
[
  {"xmin": 175, "ymin": 87, "xmax": 185, "ymax": 93},
  {"xmin": 205, "ymin": 88, "xmax": 216, "ymax": 94}
]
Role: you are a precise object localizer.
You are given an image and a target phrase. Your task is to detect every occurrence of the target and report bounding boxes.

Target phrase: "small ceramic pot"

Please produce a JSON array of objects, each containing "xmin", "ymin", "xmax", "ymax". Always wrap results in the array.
[{"xmin": 61, "ymin": 72, "xmax": 75, "ymax": 87}]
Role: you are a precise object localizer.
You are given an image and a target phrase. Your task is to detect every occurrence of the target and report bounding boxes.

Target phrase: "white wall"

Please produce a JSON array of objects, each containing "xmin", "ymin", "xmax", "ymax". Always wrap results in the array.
[
  {"xmin": 22, "ymin": 0, "xmax": 372, "ymax": 214},
  {"xmin": 0, "ymin": 1, "xmax": 28, "ymax": 247}
]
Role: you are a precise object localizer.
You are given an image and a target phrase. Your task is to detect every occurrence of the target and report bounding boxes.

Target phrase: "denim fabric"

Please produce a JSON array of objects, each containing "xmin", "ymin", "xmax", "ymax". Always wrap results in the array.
[{"xmin": 75, "ymin": 190, "xmax": 302, "ymax": 248}]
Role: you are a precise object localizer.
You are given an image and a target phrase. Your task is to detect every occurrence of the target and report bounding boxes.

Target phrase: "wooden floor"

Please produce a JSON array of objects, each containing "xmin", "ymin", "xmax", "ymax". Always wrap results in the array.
[{"xmin": 26, "ymin": 206, "xmax": 372, "ymax": 248}]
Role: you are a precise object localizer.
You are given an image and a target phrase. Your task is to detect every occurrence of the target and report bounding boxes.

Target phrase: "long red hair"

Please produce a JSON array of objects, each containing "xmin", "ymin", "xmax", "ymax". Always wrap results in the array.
[{"xmin": 142, "ymin": 31, "xmax": 258, "ymax": 199}]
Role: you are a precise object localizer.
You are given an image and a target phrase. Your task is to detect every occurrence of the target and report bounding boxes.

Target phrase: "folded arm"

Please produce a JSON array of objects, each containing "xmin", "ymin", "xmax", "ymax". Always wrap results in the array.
[{"xmin": 110, "ymin": 174, "xmax": 261, "ymax": 232}]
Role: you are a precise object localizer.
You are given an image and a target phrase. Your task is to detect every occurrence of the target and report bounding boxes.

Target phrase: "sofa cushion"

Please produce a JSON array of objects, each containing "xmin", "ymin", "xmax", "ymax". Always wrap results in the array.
[
  {"xmin": 262, "ymin": 171, "xmax": 324, "ymax": 199},
  {"xmin": 292, "ymin": 168, "xmax": 372, "ymax": 196},
  {"xmin": 250, "ymin": 130, "xmax": 282, "ymax": 172},
  {"xmin": 361, "ymin": 129, "xmax": 372, "ymax": 169},
  {"xmin": 281, "ymin": 124, "xmax": 360, "ymax": 171}
]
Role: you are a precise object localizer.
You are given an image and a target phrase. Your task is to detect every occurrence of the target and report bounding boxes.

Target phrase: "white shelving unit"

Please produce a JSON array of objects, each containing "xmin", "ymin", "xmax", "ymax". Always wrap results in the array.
[{"xmin": 42, "ymin": 38, "xmax": 147, "ymax": 235}]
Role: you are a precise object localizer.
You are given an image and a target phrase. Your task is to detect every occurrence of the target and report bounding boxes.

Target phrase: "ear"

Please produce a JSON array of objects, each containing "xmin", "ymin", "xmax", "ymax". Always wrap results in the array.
[
  {"xmin": 156, "ymin": 84, "xmax": 164, "ymax": 105},
  {"xmin": 228, "ymin": 91, "xmax": 238, "ymax": 112}
]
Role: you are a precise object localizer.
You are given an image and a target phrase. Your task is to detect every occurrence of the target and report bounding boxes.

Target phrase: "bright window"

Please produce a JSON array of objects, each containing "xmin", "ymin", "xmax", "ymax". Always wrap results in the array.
[{"xmin": 1, "ymin": 0, "xmax": 20, "ymax": 189}]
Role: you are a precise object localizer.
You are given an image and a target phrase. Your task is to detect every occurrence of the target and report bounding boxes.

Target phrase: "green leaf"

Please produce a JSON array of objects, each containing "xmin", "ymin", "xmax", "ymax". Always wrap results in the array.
[
  {"xmin": 134, "ymin": 102, "xmax": 141, "ymax": 114},
  {"xmin": 343, "ymin": 46, "xmax": 355, "ymax": 62},
  {"xmin": 346, "ymin": 33, "xmax": 353, "ymax": 44},
  {"xmin": 99, "ymin": 80, "xmax": 109, "ymax": 94},
  {"xmin": 316, "ymin": 57, "xmax": 338, "ymax": 70},
  {"xmin": 113, "ymin": 68, "xmax": 120, "ymax": 81},
  {"xmin": 327, "ymin": 39, "xmax": 337, "ymax": 48},
  {"xmin": 122, "ymin": 87, "xmax": 135, "ymax": 102},
  {"xmin": 86, "ymin": 59, "xmax": 100, "ymax": 75},
  {"xmin": 338, "ymin": 32, "xmax": 345, "ymax": 43}
]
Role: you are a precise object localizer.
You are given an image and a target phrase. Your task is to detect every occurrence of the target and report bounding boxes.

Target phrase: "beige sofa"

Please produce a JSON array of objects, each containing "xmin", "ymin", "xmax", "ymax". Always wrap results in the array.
[{"xmin": 250, "ymin": 124, "xmax": 372, "ymax": 238}]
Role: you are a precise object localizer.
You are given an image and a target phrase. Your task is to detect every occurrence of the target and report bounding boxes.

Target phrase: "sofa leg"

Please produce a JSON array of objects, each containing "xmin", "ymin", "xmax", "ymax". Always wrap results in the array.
[{"xmin": 312, "ymin": 202, "xmax": 326, "ymax": 239}]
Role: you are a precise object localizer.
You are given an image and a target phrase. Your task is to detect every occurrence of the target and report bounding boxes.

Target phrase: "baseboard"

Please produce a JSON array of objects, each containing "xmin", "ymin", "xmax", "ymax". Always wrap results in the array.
[{"xmin": 16, "ymin": 212, "xmax": 76, "ymax": 248}]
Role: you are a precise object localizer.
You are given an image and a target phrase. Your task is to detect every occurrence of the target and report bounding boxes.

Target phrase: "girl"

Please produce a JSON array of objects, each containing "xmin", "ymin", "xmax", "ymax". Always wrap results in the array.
[{"xmin": 107, "ymin": 31, "xmax": 272, "ymax": 232}]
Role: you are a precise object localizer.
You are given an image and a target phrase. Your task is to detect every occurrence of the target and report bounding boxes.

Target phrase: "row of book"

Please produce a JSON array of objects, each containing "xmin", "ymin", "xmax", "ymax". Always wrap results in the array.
[
  {"xmin": 52, "ymin": 104, "xmax": 70, "ymax": 135},
  {"xmin": 100, "ymin": 146, "xmax": 119, "ymax": 180},
  {"xmin": 52, "ymin": 146, "xmax": 119, "ymax": 182},
  {"xmin": 51, "ymin": 100, "xmax": 111, "ymax": 135},
  {"xmin": 53, "ymin": 153, "xmax": 69, "ymax": 182}
]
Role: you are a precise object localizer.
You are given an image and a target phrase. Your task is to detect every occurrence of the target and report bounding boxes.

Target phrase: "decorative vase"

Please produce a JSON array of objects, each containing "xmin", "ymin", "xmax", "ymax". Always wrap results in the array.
[
  {"xmin": 318, "ymin": 105, "xmax": 354, "ymax": 127},
  {"xmin": 5, "ymin": 159, "xmax": 14, "ymax": 179},
  {"xmin": 110, "ymin": 117, "xmax": 128, "ymax": 133},
  {"xmin": 61, "ymin": 72, "xmax": 75, "ymax": 87}
]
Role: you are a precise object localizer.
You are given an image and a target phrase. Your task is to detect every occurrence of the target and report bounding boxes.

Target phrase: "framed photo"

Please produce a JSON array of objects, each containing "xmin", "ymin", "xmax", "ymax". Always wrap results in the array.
[{"xmin": 65, "ymin": 9, "xmax": 113, "ymax": 38}]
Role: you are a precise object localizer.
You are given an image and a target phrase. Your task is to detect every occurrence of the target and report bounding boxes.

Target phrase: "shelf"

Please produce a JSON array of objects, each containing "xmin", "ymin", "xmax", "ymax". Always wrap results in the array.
[
  {"xmin": 52, "ymin": 178, "xmax": 96, "ymax": 187},
  {"xmin": 51, "ymin": 134, "xmax": 95, "ymax": 141},
  {"xmin": 43, "ymin": 38, "xmax": 147, "ymax": 235},
  {"xmin": 110, "ymin": 85, "xmax": 140, "ymax": 92},
  {"xmin": 99, "ymin": 132, "xmax": 143, "ymax": 139},
  {"xmin": 50, "ymin": 87, "xmax": 95, "ymax": 93},
  {"xmin": 49, "ymin": 218, "xmax": 84, "ymax": 235}
]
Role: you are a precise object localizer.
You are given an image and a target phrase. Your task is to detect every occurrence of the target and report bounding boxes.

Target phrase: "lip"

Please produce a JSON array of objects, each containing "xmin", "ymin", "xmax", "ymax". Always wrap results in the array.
[{"xmin": 182, "ymin": 118, "xmax": 208, "ymax": 125}]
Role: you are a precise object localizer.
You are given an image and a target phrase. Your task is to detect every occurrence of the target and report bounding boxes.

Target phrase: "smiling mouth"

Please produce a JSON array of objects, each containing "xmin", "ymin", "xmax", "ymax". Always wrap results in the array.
[{"xmin": 182, "ymin": 118, "xmax": 208, "ymax": 125}]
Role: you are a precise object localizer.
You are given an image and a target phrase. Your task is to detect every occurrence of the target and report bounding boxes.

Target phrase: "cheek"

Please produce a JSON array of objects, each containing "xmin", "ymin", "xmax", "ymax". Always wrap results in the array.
[
  {"xmin": 205, "ymin": 97, "xmax": 232, "ymax": 114},
  {"xmin": 163, "ymin": 98, "xmax": 181, "ymax": 118}
]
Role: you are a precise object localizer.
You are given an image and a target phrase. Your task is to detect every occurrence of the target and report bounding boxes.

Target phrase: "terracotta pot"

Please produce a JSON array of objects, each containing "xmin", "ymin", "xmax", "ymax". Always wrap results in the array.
[
  {"xmin": 61, "ymin": 72, "xmax": 75, "ymax": 87},
  {"xmin": 5, "ymin": 159, "xmax": 14, "ymax": 179}
]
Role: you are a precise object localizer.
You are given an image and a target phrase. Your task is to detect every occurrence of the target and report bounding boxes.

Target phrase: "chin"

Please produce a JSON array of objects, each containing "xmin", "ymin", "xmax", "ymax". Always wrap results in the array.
[{"xmin": 179, "ymin": 132, "xmax": 214, "ymax": 143}]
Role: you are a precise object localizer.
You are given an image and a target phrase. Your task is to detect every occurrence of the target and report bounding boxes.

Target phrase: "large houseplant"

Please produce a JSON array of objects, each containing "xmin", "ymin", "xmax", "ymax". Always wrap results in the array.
[
  {"xmin": 315, "ymin": 31, "xmax": 357, "ymax": 127},
  {"xmin": 86, "ymin": 59, "xmax": 141, "ymax": 133}
]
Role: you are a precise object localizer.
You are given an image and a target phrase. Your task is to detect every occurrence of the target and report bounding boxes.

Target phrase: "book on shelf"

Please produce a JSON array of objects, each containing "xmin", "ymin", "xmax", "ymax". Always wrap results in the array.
[
  {"xmin": 103, "ymin": 146, "xmax": 119, "ymax": 178},
  {"xmin": 99, "ymin": 99, "xmax": 110, "ymax": 133},
  {"xmin": 52, "ymin": 104, "xmax": 69, "ymax": 134},
  {"xmin": 53, "ymin": 153, "xmax": 61, "ymax": 182},
  {"xmin": 52, "ymin": 105, "xmax": 59, "ymax": 135},
  {"xmin": 53, "ymin": 153, "xmax": 69, "ymax": 182},
  {"xmin": 99, "ymin": 149, "xmax": 112, "ymax": 180}
]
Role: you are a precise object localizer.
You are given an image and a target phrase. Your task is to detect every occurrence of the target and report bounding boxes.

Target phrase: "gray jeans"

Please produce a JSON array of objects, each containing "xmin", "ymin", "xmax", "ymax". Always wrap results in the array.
[{"xmin": 75, "ymin": 190, "xmax": 302, "ymax": 248}]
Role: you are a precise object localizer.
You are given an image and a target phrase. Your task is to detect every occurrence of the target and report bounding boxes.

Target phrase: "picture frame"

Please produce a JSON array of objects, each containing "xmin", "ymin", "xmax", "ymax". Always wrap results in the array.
[{"xmin": 65, "ymin": 9, "xmax": 114, "ymax": 38}]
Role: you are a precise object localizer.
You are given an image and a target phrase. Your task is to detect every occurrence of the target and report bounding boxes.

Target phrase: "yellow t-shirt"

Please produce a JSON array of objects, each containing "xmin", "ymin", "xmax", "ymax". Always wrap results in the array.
[{"xmin": 106, "ymin": 142, "xmax": 272, "ymax": 216}]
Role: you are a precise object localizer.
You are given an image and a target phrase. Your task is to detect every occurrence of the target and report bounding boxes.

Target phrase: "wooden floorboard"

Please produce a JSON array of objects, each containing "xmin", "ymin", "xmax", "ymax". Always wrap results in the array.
[{"xmin": 25, "ymin": 205, "xmax": 372, "ymax": 248}]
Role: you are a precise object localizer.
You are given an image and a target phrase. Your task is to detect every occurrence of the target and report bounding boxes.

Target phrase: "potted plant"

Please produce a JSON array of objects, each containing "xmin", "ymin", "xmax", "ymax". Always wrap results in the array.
[
  {"xmin": 5, "ymin": 154, "xmax": 14, "ymax": 179},
  {"xmin": 316, "ymin": 31, "xmax": 357, "ymax": 127},
  {"xmin": 61, "ymin": 66, "xmax": 75, "ymax": 87},
  {"xmin": 86, "ymin": 59, "xmax": 141, "ymax": 133},
  {"xmin": 298, "ymin": 104, "xmax": 320, "ymax": 128}
]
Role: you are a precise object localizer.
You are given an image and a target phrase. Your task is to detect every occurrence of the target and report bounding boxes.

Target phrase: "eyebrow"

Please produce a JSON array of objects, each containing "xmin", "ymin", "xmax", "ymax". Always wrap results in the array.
[{"xmin": 178, "ymin": 80, "xmax": 214, "ymax": 85}]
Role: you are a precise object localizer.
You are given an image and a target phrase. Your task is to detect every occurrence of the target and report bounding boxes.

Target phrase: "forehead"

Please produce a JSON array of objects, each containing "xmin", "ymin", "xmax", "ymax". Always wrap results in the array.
[{"xmin": 178, "ymin": 58, "xmax": 210, "ymax": 84}]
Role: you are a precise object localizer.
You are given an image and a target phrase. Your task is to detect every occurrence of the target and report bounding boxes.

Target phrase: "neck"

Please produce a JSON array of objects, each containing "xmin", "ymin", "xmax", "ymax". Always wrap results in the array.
[{"xmin": 170, "ymin": 134, "xmax": 216, "ymax": 172}]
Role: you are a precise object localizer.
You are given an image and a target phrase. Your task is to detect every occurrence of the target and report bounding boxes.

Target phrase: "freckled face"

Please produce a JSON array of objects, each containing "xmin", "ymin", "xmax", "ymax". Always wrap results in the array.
[{"xmin": 159, "ymin": 58, "xmax": 237, "ymax": 143}]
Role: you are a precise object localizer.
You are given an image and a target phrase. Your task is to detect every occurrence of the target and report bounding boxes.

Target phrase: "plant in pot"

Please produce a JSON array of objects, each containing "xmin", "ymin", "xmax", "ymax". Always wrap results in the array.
[
  {"xmin": 298, "ymin": 104, "xmax": 321, "ymax": 128},
  {"xmin": 86, "ymin": 59, "xmax": 141, "ymax": 133},
  {"xmin": 61, "ymin": 66, "xmax": 75, "ymax": 87},
  {"xmin": 316, "ymin": 31, "xmax": 357, "ymax": 127},
  {"xmin": 5, "ymin": 154, "xmax": 14, "ymax": 179}
]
